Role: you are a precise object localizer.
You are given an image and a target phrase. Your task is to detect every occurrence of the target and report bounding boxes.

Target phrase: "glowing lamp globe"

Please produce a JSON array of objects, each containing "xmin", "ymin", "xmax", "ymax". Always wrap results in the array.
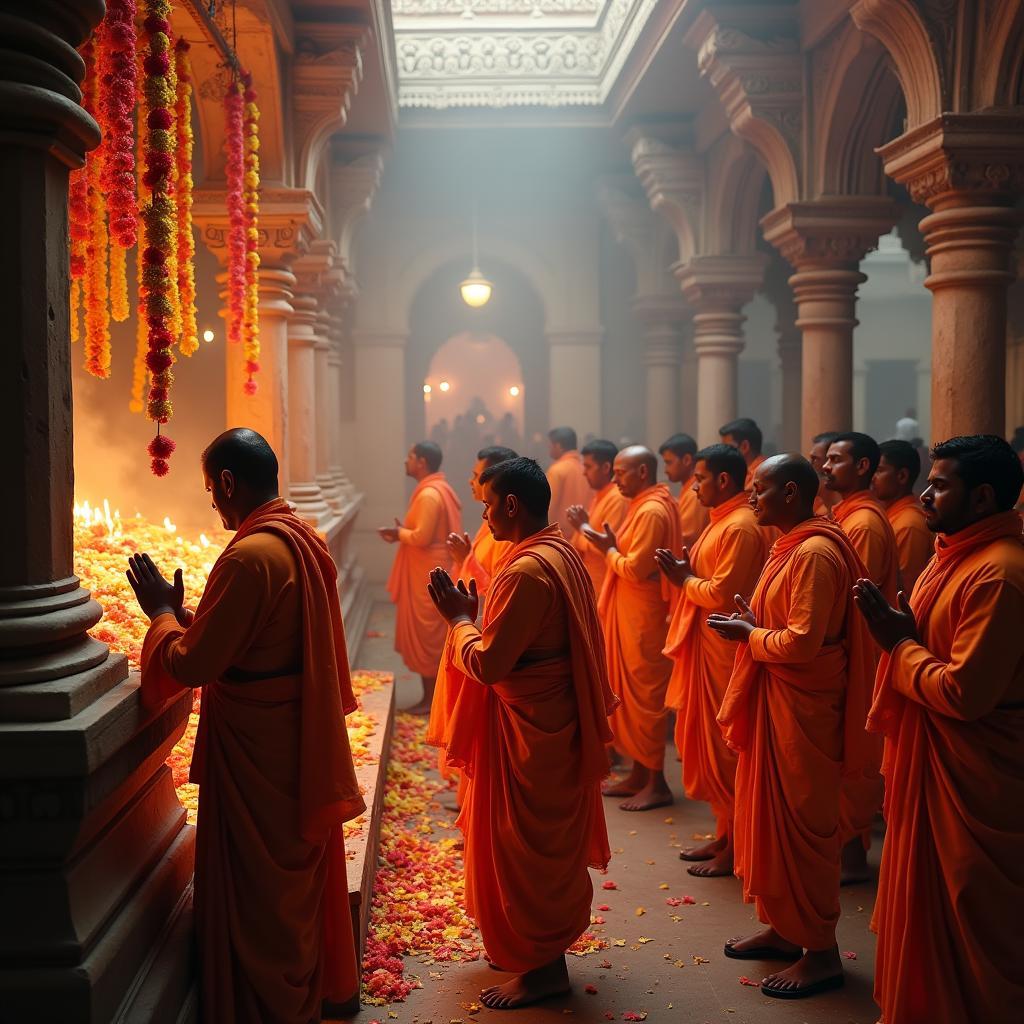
[{"xmin": 460, "ymin": 268, "xmax": 493, "ymax": 308}]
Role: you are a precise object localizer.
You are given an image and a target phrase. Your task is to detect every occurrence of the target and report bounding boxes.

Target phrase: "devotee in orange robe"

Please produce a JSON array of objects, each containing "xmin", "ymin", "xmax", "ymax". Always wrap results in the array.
[
  {"xmin": 809, "ymin": 431, "xmax": 841, "ymax": 517},
  {"xmin": 427, "ymin": 457, "xmax": 616, "ymax": 1010},
  {"xmin": 446, "ymin": 445, "xmax": 518, "ymax": 601},
  {"xmin": 711, "ymin": 454, "xmax": 875, "ymax": 1000},
  {"xmin": 854, "ymin": 435, "xmax": 1024, "ymax": 1024},
  {"xmin": 584, "ymin": 446, "xmax": 681, "ymax": 811},
  {"xmin": 545, "ymin": 426, "xmax": 591, "ymax": 539},
  {"xmin": 379, "ymin": 440, "xmax": 462, "ymax": 714},
  {"xmin": 659, "ymin": 432, "xmax": 709, "ymax": 547},
  {"xmin": 565, "ymin": 438, "xmax": 629, "ymax": 594},
  {"xmin": 129, "ymin": 429, "xmax": 364, "ymax": 1024},
  {"xmin": 824, "ymin": 432, "xmax": 899, "ymax": 884},
  {"xmin": 872, "ymin": 439, "xmax": 933, "ymax": 593},
  {"xmin": 719, "ymin": 417, "xmax": 766, "ymax": 490},
  {"xmin": 655, "ymin": 444, "xmax": 769, "ymax": 877}
]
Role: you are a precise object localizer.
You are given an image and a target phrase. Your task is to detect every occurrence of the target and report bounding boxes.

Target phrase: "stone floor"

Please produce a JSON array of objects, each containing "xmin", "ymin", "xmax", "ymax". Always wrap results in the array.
[{"xmin": 356, "ymin": 601, "xmax": 881, "ymax": 1024}]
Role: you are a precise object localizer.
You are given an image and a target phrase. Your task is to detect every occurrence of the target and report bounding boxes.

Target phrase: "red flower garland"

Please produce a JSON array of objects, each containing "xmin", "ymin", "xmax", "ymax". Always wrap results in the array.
[
  {"xmin": 241, "ymin": 71, "xmax": 261, "ymax": 395},
  {"xmin": 224, "ymin": 76, "xmax": 246, "ymax": 353},
  {"xmin": 141, "ymin": 0, "xmax": 177, "ymax": 475},
  {"xmin": 175, "ymin": 39, "xmax": 198, "ymax": 356}
]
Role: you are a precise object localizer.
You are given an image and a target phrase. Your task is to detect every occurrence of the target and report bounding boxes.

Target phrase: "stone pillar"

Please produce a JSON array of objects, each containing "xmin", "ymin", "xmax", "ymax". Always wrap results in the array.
[
  {"xmin": 327, "ymin": 305, "xmax": 355, "ymax": 501},
  {"xmin": 218, "ymin": 265, "xmax": 295, "ymax": 488},
  {"xmin": 314, "ymin": 312, "xmax": 342, "ymax": 510},
  {"xmin": 762, "ymin": 198, "xmax": 898, "ymax": 450},
  {"xmin": 547, "ymin": 329, "xmax": 603, "ymax": 438},
  {"xmin": 287, "ymin": 293, "xmax": 332, "ymax": 525},
  {"xmin": 0, "ymin": 5, "xmax": 195, "ymax": 1019},
  {"xmin": 633, "ymin": 296, "xmax": 685, "ymax": 447},
  {"xmin": 675, "ymin": 255, "xmax": 766, "ymax": 446},
  {"xmin": 763, "ymin": 256, "xmax": 802, "ymax": 452},
  {"xmin": 878, "ymin": 115, "xmax": 1024, "ymax": 439}
]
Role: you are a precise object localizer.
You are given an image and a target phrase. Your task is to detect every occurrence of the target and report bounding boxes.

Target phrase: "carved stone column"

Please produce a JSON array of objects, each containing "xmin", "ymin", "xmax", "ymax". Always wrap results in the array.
[
  {"xmin": 763, "ymin": 257, "xmax": 803, "ymax": 452},
  {"xmin": 0, "ymin": 5, "xmax": 194, "ymax": 1019},
  {"xmin": 675, "ymin": 255, "xmax": 767, "ymax": 446},
  {"xmin": 546, "ymin": 329, "xmax": 603, "ymax": 439},
  {"xmin": 633, "ymin": 296, "xmax": 686, "ymax": 448},
  {"xmin": 762, "ymin": 197, "xmax": 898, "ymax": 449},
  {"xmin": 879, "ymin": 114, "xmax": 1024, "ymax": 440}
]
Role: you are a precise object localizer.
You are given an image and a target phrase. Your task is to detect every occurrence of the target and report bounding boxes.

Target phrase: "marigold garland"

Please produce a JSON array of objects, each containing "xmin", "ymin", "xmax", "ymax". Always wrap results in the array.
[
  {"xmin": 140, "ymin": 0, "xmax": 177, "ymax": 474},
  {"xmin": 110, "ymin": 241, "xmax": 130, "ymax": 322},
  {"xmin": 131, "ymin": 87, "xmax": 150, "ymax": 414},
  {"xmin": 70, "ymin": 278, "xmax": 82, "ymax": 344},
  {"xmin": 241, "ymin": 71, "xmax": 261, "ymax": 395},
  {"xmin": 174, "ymin": 39, "xmax": 198, "ymax": 356},
  {"xmin": 224, "ymin": 76, "xmax": 247, "ymax": 356}
]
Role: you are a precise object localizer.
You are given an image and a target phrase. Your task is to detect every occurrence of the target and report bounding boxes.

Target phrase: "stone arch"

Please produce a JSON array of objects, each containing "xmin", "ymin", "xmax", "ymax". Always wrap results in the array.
[
  {"xmin": 705, "ymin": 134, "xmax": 770, "ymax": 255},
  {"xmin": 977, "ymin": 0, "xmax": 1024, "ymax": 107},
  {"xmin": 816, "ymin": 24, "xmax": 906, "ymax": 196},
  {"xmin": 850, "ymin": 0, "xmax": 943, "ymax": 129}
]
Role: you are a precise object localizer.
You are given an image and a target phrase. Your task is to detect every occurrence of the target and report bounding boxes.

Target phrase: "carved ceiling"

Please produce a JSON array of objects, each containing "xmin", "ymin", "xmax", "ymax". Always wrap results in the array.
[{"xmin": 392, "ymin": 0, "xmax": 659, "ymax": 109}]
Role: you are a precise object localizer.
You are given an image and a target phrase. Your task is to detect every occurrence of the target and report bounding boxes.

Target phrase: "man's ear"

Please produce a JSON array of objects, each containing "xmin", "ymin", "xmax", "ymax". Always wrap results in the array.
[{"xmin": 220, "ymin": 468, "xmax": 235, "ymax": 498}]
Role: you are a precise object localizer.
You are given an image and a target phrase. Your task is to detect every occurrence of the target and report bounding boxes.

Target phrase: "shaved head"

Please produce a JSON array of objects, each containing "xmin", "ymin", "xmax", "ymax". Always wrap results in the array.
[
  {"xmin": 618, "ymin": 445, "xmax": 658, "ymax": 479},
  {"xmin": 759, "ymin": 453, "xmax": 819, "ymax": 507},
  {"xmin": 202, "ymin": 428, "xmax": 279, "ymax": 492},
  {"xmin": 613, "ymin": 445, "xmax": 658, "ymax": 499}
]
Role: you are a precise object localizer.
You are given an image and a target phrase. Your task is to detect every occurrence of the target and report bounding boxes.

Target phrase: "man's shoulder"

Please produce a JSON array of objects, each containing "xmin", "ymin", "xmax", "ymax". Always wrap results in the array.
[
  {"xmin": 227, "ymin": 530, "xmax": 296, "ymax": 575},
  {"xmin": 959, "ymin": 536, "xmax": 1024, "ymax": 590}
]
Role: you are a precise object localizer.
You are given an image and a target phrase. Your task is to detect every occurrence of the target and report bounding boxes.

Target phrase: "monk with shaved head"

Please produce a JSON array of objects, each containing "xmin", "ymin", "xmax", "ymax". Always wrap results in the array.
[
  {"xmin": 710, "ymin": 454, "xmax": 874, "ymax": 999},
  {"xmin": 128, "ymin": 428, "xmax": 364, "ymax": 1022},
  {"xmin": 584, "ymin": 445, "xmax": 681, "ymax": 811}
]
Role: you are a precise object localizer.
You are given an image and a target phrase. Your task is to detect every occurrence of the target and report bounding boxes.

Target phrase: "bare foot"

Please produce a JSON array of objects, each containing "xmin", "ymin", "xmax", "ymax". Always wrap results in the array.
[
  {"xmin": 724, "ymin": 926, "xmax": 802, "ymax": 961},
  {"xmin": 687, "ymin": 846, "xmax": 733, "ymax": 877},
  {"xmin": 618, "ymin": 778, "xmax": 673, "ymax": 812},
  {"xmin": 840, "ymin": 837, "xmax": 871, "ymax": 886},
  {"xmin": 761, "ymin": 946, "xmax": 843, "ymax": 999},
  {"xmin": 480, "ymin": 957, "xmax": 570, "ymax": 1009},
  {"xmin": 679, "ymin": 835, "xmax": 726, "ymax": 862},
  {"xmin": 602, "ymin": 764, "xmax": 645, "ymax": 797}
]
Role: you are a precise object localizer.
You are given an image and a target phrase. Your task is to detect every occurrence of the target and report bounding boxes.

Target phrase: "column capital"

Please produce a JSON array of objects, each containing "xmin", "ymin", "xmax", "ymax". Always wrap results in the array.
[
  {"xmin": 674, "ymin": 254, "xmax": 767, "ymax": 312},
  {"xmin": 292, "ymin": 23, "xmax": 366, "ymax": 193},
  {"xmin": 194, "ymin": 187, "xmax": 324, "ymax": 266},
  {"xmin": 330, "ymin": 150, "xmax": 386, "ymax": 268},
  {"xmin": 293, "ymin": 238, "xmax": 348, "ymax": 304},
  {"xmin": 878, "ymin": 112, "xmax": 1024, "ymax": 210},
  {"xmin": 626, "ymin": 132, "xmax": 703, "ymax": 260},
  {"xmin": 686, "ymin": 8, "xmax": 802, "ymax": 206},
  {"xmin": 631, "ymin": 293, "xmax": 689, "ymax": 328},
  {"xmin": 761, "ymin": 197, "xmax": 899, "ymax": 270},
  {"xmin": 598, "ymin": 177, "xmax": 677, "ymax": 297}
]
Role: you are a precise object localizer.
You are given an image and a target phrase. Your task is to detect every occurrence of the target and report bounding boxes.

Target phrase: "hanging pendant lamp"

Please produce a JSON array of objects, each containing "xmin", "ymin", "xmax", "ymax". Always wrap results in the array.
[{"xmin": 460, "ymin": 197, "xmax": 492, "ymax": 308}]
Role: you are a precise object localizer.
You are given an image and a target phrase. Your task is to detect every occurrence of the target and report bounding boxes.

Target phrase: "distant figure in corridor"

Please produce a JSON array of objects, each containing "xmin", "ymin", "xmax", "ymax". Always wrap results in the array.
[
  {"xmin": 379, "ymin": 441, "xmax": 462, "ymax": 714},
  {"xmin": 711, "ymin": 454, "xmax": 874, "ymax": 999},
  {"xmin": 427, "ymin": 457, "xmax": 616, "ymax": 1009},
  {"xmin": 565, "ymin": 438, "xmax": 629, "ymax": 595},
  {"xmin": 129, "ymin": 428, "xmax": 364, "ymax": 1023},
  {"xmin": 659, "ymin": 432, "xmax": 709, "ymax": 548},
  {"xmin": 655, "ymin": 444, "xmax": 769, "ymax": 877},
  {"xmin": 545, "ymin": 426, "xmax": 591, "ymax": 539},
  {"xmin": 719, "ymin": 417, "xmax": 766, "ymax": 490},
  {"xmin": 872, "ymin": 439, "xmax": 933, "ymax": 593},
  {"xmin": 585, "ymin": 445, "xmax": 681, "ymax": 811},
  {"xmin": 854, "ymin": 435, "xmax": 1024, "ymax": 1024},
  {"xmin": 809, "ymin": 430, "xmax": 841, "ymax": 516},
  {"xmin": 823, "ymin": 432, "xmax": 898, "ymax": 885}
]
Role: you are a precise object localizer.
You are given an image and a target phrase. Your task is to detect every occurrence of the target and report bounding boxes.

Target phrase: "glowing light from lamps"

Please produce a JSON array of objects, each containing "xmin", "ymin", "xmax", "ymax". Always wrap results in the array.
[
  {"xmin": 475, "ymin": 414, "xmax": 486, "ymax": 425},
  {"xmin": 423, "ymin": 383, "xmax": 432, "ymax": 394},
  {"xmin": 202, "ymin": 328, "xmax": 215, "ymax": 343},
  {"xmin": 439, "ymin": 380, "xmax": 451, "ymax": 392},
  {"xmin": 508, "ymin": 385, "xmax": 520, "ymax": 397},
  {"xmin": 460, "ymin": 195, "xmax": 492, "ymax": 308}
]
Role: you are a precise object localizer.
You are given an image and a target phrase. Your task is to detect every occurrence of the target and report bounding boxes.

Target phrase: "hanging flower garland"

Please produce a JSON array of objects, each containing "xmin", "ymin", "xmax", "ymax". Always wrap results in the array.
[
  {"xmin": 140, "ymin": 0, "xmax": 178, "ymax": 476},
  {"xmin": 98, "ymin": 0, "xmax": 138, "ymax": 322},
  {"xmin": 224, "ymin": 75, "xmax": 247, "ymax": 356},
  {"xmin": 82, "ymin": 34, "xmax": 112, "ymax": 379},
  {"xmin": 130, "ymin": 87, "xmax": 150, "ymax": 414},
  {"xmin": 174, "ymin": 39, "xmax": 199, "ymax": 356},
  {"xmin": 241, "ymin": 70, "xmax": 261, "ymax": 395},
  {"xmin": 69, "ymin": 164, "xmax": 89, "ymax": 343}
]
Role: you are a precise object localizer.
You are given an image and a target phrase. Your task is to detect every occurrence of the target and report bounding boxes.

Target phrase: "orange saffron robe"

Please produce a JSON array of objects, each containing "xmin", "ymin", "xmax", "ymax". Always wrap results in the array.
[
  {"xmin": 868, "ymin": 511, "xmax": 1024, "ymax": 1024},
  {"xmin": 431, "ymin": 527, "xmax": 617, "ymax": 972},
  {"xmin": 885, "ymin": 493, "xmax": 933, "ymax": 594},
  {"xmin": 677, "ymin": 482, "xmax": 709, "ymax": 549},
  {"xmin": 599, "ymin": 484, "xmax": 682, "ymax": 769},
  {"xmin": 546, "ymin": 450, "xmax": 592, "ymax": 539},
  {"xmin": 718, "ymin": 518, "xmax": 876, "ymax": 950},
  {"xmin": 387, "ymin": 472, "xmax": 462, "ymax": 676},
  {"xmin": 833, "ymin": 490, "xmax": 899, "ymax": 849},
  {"xmin": 140, "ymin": 499, "xmax": 365, "ymax": 1023},
  {"xmin": 571, "ymin": 481, "xmax": 629, "ymax": 594},
  {"xmin": 663, "ymin": 492, "xmax": 768, "ymax": 836}
]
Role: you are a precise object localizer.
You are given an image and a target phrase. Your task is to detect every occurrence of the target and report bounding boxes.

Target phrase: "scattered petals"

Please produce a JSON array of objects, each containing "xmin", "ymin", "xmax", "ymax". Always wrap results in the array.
[
  {"xmin": 602, "ymin": 881, "xmax": 618, "ymax": 890},
  {"xmin": 597, "ymin": 904, "xmax": 611, "ymax": 912},
  {"xmin": 658, "ymin": 883, "xmax": 669, "ymax": 890},
  {"xmin": 692, "ymin": 955, "xmax": 709, "ymax": 966},
  {"xmin": 584, "ymin": 985, "xmax": 598, "ymax": 995},
  {"xmin": 739, "ymin": 977, "xmax": 759, "ymax": 987},
  {"xmin": 842, "ymin": 950, "xmax": 858, "ymax": 960},
  {"xmin": 634, "ymin": 907, "xmax": 646, "ymax": 917},
  {"xmin": 622, "ymin": 1012, "xmax": 647, "ymax": 1021}
]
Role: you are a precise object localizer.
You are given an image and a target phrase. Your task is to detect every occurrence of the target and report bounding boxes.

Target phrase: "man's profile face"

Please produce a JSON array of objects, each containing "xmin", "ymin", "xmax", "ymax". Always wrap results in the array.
[
  {"xmin": 548, "ymin": 438, "xmax": 561, "ymax": 460},
  {"xmin": 871, "ymin": 456, "xmax": 905, "ymax": 503},
  {"xmin": 748, "ymin": 464, "xmax": 787, "ymax": 528},
  {"xmin": 481, "ymin": 480, "xmax": 511, "ymax": 540},
  {"xmin": 404, "ymin": 448, "xmax": 421, "ymax": 478},
  {"xmin": 721, "ymin": 433, "xmax": 749, "ymax": 459},
  {"xmin": 823, "ymin": 441, "xmax": 862, "ymax": 493},
  {"xmin": 582, "ymin": 453, "xmax": 612, "ymax": 491},
  {"xmin": 204, "ymin": 466, "xmax": 234, "ymax": 530},
  {"xmin": 808, "ymin": 441, "xmax": 829, "ymax": 476},
  {"xmin": 469, "ymin": 458, "xmax": 487, "ymax": 501},
  {"xmin": 613, "ymin": 455, "xmax": 646, "ymax": 499},
  {"xmin": 691, "ymin": 459, "xmax": 718, "ymax": 509},
  {"xmin": 920, "ymin": 458, "xmax": 969, "ymax": 534},
  {"xmin": 660, "ymin": 449, "xmax": 691, "ymax": 484}
]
